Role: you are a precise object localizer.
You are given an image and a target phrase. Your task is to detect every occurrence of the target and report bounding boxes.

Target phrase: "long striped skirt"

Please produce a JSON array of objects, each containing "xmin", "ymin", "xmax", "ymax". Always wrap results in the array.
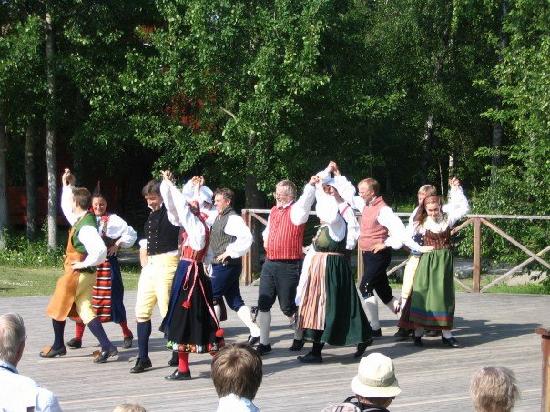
[
  {"xmin": 91, "ymin": 256, "xmax": 128, "ymax": 324},
  {"xmin": 299, "ymin": 253, "xmax": 371, "ymax": 346}
]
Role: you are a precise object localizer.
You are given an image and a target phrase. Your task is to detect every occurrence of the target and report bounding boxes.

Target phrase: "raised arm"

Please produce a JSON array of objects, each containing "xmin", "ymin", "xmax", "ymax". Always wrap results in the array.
[
  {"xmin": 60, "ymin": 168, "xmax": 77, "ymax": 225},
  {"xmin": 443, "ymin": 179, "xmax": 469, "ymax": 227},
  {"xmin": 290, "ymin": 179, "xmax": 316, "ymax": 225}
]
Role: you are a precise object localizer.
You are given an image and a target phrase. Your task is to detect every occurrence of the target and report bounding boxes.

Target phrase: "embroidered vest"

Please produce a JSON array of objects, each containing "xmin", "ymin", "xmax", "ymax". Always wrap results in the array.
[{"xmin": 71, "ymin": 213, "xmax": 98, "ymax": 254}]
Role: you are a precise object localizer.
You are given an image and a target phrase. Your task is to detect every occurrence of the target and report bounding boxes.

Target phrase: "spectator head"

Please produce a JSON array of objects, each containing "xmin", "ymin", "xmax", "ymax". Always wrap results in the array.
[
  {"xmin": 470, "ymin": 367, "xmax": 519, "ymax": 412},
  {"xmin": 112, "ymin": 404, "xmax": 147, "ymax": 412},
  {"xmin": 211, "ymin": 343, "xmax": 263, "ymax": 400},
  {"xmin": 0, "ymin": 313, "xmax": 26, "ymax": 366},
  {"xmin": 351, "ymin": 353, "xmax": 401, "ymax": 409},
  {"xmin": 142, "ymin": 180, "xmax": 162, "ymax": 211},
  {"xmin": 72, "ymin": 187, "xmax": 92, "ymax": 212}
]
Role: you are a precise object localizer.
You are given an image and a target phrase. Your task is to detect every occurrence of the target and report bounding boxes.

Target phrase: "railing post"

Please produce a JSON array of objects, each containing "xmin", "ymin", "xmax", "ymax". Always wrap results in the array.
[
  {"xmin": 536, "ymin": 328, "xmax": 550, "ymax": 412},
  {"xmin": 472, "ymin": 217, "xmax": 481, "ymax": 293},
  {"xmin": 241, "ymin": 209, "xmax": 252, "ymax": 285},
  {"xmin": 357, "ymin": 246, "xmax": 363, "ymax": 285}
]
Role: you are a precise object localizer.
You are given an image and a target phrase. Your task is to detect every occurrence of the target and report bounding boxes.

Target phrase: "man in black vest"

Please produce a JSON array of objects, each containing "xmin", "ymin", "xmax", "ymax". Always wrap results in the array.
[
  {"xmin": 130, "ymin": 179, "xmax": 180, "ymax": 373},
  {"xmin": 209, "ymin": 188, "xmax": 260, "ymax": 344}
]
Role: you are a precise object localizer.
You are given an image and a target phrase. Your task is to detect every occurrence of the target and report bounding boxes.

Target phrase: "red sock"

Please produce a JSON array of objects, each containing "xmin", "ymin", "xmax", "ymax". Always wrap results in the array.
[
  {"xmin": 119, "ymin": 321, "xmax": 133, "ymax": 338},
  {"xmin": 75, "ymin": 322, "xmax": 86, "ymax": 340},
  {"xmin": 178, "ymin": 352, "xmax": 190, "ymax": 373}
]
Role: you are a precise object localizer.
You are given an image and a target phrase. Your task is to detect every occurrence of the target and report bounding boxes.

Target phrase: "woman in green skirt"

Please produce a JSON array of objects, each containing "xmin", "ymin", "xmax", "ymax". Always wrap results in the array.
[
  {"xmin": 408, "ymin": 178, "xmax": 469, "ymax": 348},
  {"xmin": 295, "ymin": 164, "xmax": 372, "ymax": 363}
]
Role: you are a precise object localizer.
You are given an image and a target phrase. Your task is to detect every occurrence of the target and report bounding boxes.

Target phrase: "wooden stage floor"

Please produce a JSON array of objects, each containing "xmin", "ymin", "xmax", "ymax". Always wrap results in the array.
[{"xmin": 1, "ymin": 287, "xmax": 547, "ymax": 411}]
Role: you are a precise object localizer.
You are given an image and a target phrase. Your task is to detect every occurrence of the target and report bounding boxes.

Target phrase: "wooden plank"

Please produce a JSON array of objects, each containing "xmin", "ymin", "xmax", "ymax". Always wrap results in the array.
[
  {"xmin": 481, "ymin": 218, "xmax": 550, "ymax": 270},
  {"xmin": 1, "ymin": 289, "xmax": 547, "ymax": 411},
  {"xmin": 472, "ymin": 218, "xmax": 481, "ymax": 293}
]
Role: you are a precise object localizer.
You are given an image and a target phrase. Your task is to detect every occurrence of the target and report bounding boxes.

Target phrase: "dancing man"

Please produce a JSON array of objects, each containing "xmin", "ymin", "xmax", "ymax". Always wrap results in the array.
[
  {"xmin": 130, "ymin": 179, "xmax": 180, "ymax": 373},
  {"xmin": 256, "ymin": 178, "xmax": 316, "ymax": 355},
  {"xmin": 66, "ymin": 183, "xmax": 137, "ymax": 350},
  {"xmin": 209, "ymin": 188, "xmax": 260, "ymax": 344},
  {"xmin": 41, "ymin": 169, "xmax": 117, "ymax": 363}
]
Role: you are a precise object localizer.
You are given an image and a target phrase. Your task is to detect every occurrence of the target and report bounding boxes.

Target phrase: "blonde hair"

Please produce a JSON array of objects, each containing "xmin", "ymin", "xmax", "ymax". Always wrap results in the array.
[
  {"xmin": 418, "ymin": 185, "xmax": 437, "ymax": 196},
  {"xmin": 470, "ymin": 367, "xmax": 519, "ymax": 412},
  {"xmin": 112, "ymin": 404, "xmax": 146, "ymax": 412}
]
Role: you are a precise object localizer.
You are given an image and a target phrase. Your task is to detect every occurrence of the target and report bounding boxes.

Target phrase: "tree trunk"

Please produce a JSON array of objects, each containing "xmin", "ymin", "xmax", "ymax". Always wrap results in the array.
[
  {"xmin": 45, "ymin": 12, "xmax": 57, "ymax": 250},
  {"xmin": 0, "ymin": 110, "xmax": 8, "ymax": 250},
  {"xmin": 25, "ymin": 122, "xmax": 37, "ymax": 240},
  {"xmin": 491, "ymin": 1, "xmax": 508, "ymax": 180},
  {"xmin": 420, "ymin": 114, "xmax": 434, "ymax": 183}
]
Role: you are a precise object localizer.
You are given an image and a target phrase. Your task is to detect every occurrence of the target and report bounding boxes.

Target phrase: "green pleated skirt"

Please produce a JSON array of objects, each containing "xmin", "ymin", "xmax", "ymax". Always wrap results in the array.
[{"xmin": 409, "ymin": 249, "xmax": 455, "ymax": 329}]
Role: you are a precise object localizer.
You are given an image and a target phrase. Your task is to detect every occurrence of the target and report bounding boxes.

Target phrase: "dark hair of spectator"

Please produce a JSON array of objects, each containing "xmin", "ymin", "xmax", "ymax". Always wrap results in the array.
[{"xmin": 142, "ymin": 180, "xmax": 161, "ymax": 197}]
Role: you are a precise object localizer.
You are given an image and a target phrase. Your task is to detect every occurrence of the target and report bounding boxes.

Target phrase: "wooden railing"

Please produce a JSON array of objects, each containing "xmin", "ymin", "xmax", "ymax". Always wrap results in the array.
[{"xmin": 240, "ymin": 209, "xmax": 549, "ymax": 293}]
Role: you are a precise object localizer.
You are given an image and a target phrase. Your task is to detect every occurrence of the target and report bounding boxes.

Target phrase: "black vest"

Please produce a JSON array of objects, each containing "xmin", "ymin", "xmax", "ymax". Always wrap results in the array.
[
  {"xmin": 210, "ymin": 207, "xmax": 237, "ymax": 262},
  {"xmin": 145, "ymin": 205, "xmax": 179, "ymax": 256}
]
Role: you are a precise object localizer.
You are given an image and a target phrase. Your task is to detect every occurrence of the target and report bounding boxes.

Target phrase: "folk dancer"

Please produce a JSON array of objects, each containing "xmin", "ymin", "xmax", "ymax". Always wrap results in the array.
[
  {"xmin": 399, "ymin": 178, "xmax": 469, "ymax": 348},
  {"xmin": 40, "ymin": 169, "xmax": 117, "ymax": 363},
  {"xmin": 208, "ymin": 188, "xmax": 260, "ymax": 345},
  {"xmin": 67, "ymin": 183, "xmax": 137, "ymax": 350},
  {"xmin": 130, "ymin": 179, "xmax": 180, "ymax": 373},
  {"xmin": 256, "ymin": 178, "xmax": 316, "ymax": 356},
  {"xmin": 295, "ymin": 165, "xmax": 372, "ymax": 363},
  {"xmin": 159, "ymin": 172, "xmax": 224, "ymax": 380}
]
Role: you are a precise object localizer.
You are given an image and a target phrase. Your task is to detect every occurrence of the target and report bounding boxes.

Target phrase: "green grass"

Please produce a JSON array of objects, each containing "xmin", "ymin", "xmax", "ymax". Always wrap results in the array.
[{"xmin": 0, "ymin": 265, "xmax": 141, "ymax": 297}]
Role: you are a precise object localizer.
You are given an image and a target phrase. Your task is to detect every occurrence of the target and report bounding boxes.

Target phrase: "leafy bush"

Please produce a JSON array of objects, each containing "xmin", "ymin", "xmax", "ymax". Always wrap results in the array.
[{"xmin": 0, "ymin": 230, "xmax": 64, "ymax": 267}]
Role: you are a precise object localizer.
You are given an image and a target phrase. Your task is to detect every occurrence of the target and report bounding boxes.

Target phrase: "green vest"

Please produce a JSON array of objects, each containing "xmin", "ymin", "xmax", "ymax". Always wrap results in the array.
[{"xmin": 71, "ymin": 213, "xmax": 98, "ymax": 254}]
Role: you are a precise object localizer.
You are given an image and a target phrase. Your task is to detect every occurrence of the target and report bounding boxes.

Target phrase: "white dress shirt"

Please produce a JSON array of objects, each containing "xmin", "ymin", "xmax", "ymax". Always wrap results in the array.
[
  {"xmin": 97, "ymin": 214, "xmax": 137, "ymax": 248},
  {"xmin": 61, "ymin": 186, "xmax": 107, "ymax": 267},
  {"xmin": 0, "ymin": 360, "xmax": 62, "ymax": 412},
  {"xmin": 216, "ymin": 394, "xmax": 259, "ymax": 412}
]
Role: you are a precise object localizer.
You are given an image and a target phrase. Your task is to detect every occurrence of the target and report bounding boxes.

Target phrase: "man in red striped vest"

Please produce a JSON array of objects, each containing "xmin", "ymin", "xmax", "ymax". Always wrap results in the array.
[
  {"xmin": 255, "ymin": 178, "xmax": 316, "ymax": 356},
  {"xmin": 352, "ymin": 178, "xmax": 407, "ymax": 337}
]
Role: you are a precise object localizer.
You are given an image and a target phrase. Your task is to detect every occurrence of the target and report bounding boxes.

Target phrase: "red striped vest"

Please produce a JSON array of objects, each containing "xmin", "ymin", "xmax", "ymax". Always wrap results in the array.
[
  {"xmin": 359, "ymin": 196, "xmax": 389, "ymax": 252},
  {"xmin": 266, "ymin": 204, "xmax": 305, "ymax": 260}
]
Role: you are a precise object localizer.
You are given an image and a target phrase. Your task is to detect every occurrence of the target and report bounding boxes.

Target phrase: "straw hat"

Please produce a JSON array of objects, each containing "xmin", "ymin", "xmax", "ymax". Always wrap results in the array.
[{"xmin": 351, "ymin": 353, "xmax": 401, "ymax": 398}]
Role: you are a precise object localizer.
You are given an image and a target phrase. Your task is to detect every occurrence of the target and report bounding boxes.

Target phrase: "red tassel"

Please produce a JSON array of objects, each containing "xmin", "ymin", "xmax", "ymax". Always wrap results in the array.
[
  {"xmin": 215, "ymin": 328, "xmax": 224, "ymax": 338},
  {"xmin": 182, "ymin": 300, "xmax": 191, "ymax": 309}
]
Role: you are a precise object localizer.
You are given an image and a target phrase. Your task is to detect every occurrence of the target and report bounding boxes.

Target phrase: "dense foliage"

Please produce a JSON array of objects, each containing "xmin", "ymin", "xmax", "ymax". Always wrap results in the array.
[{"xmin": 0, "ymin": 0, "xmax": 548, "ymax": 265}]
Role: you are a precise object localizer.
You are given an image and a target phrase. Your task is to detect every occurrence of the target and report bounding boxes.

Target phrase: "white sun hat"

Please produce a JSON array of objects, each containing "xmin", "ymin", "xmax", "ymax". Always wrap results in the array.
[{"xmin": 351, "ymin": 353, "xmax": 402, "ymax": 398}]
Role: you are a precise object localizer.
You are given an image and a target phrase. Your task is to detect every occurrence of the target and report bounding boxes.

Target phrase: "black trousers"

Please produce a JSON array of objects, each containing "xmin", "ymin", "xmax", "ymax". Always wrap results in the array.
[
  {"xmin": 360, "ymin": 248, "xmax": 393, "ymax": 304},
  {"xmin": 258, "ymin": 259, "xmax": 301, "ymax": 316}
]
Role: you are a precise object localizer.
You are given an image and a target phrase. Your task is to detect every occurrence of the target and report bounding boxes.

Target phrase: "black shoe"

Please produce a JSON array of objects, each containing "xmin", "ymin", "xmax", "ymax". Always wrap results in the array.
[
  {"xmin": 39, "ymin": 345, "xmax": 67, "ymax": 358},
  {"xmin": 256, "ymin": 343, "xmax": 272, "ymax": 356},
  {"xmin": 298, "ymin": 352, "xmax": 322, "ymax": 364},
  {"xmin": 413, "ymin": 336, "xmax": 423, "ymax": 347},
  {"xmin": 354, "ymin": 338, "xmax": 373, "ymax": 358},
  {"xmin": 394, "ymin": 328, "xmax": 412, "ymax": 341},
  {"xmin": 123, "ymin": 336, "xmax": 133, "ymax": 349},
  {"xmin": 425, "ymin": 329, "xmax": 441, "ymax": 337},
  {"xmin": 168, "ymin": 352, "xmax": 178, "ymax": 367},
  {"xmin": 442, "ymin": 336, "xmax": 460, "ymax": 348},
  {"xmin": 66, "ymin": 338, "xmax": 82, "ymax": 349},
  {"xmin": 371, "ymin": 328, "xmax": 382, "ymax": 337},
  {"xmin": 130, "ymin": 357, "xmax": 152, "ymax": 373},
  {"xmin": 94, "ymin": 347, "xmax": 118, "ymax": 364},
  {"xmin": 165, "ymin": 369, "xmax": 191, "ymax": 381},
  {"xmin": 289, "ymin": 339, "xmax": 305, "ymax": 351},
  {"xmin": 248, "ymin": 335, "xmax": 260, "ymax": 346}
]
